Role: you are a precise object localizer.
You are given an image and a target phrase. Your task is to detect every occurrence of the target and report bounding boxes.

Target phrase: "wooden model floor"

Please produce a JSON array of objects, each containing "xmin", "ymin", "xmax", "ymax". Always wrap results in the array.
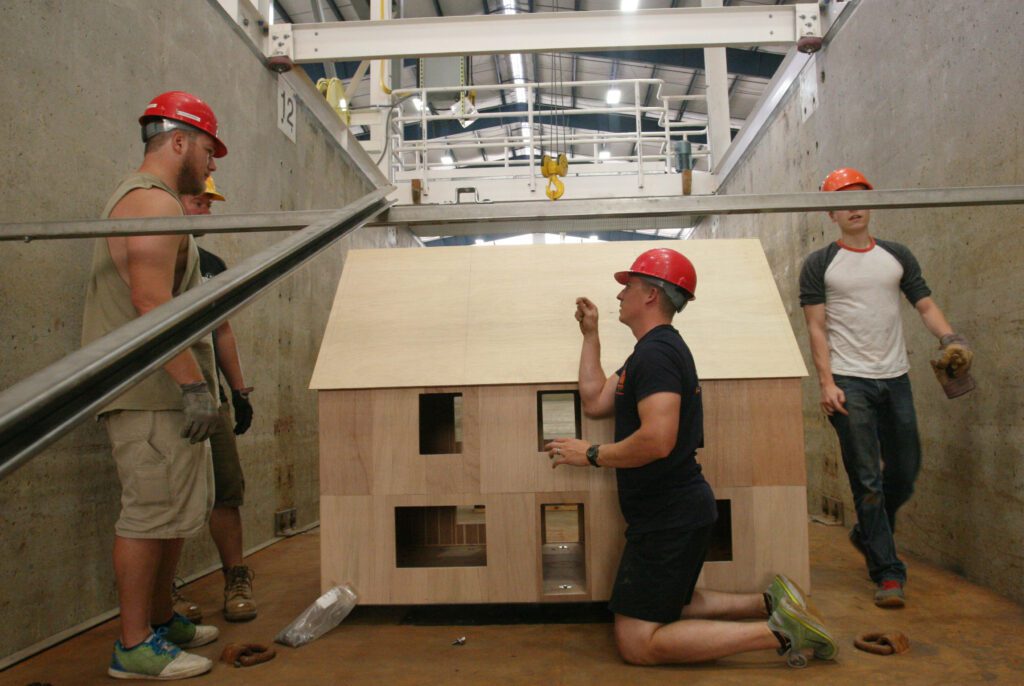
[{"xmin": 5, "ymin": 523, "xmax": 1023, "ymax": 685}]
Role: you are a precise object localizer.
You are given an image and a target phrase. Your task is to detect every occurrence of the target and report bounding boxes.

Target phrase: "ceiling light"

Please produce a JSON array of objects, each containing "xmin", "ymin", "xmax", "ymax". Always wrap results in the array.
[
  {"xmin": 441, "ymin": 155, "xmax": 454, "ymax": 165},
  {"xmin": 599, "ymin": 149, "xmax": 611, "ymax": 160},
  {"xmin": 621, "ymin": 0, "xmax": 640, "ymax": 10},
  {"xmin": 606, "ymin": 88, "xmax": 621, "ymax": 105}
]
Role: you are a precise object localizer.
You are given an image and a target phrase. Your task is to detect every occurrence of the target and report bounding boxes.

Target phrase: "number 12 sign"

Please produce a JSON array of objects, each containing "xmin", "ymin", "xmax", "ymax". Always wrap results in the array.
[{"xmin": 278, "ymin": 79, "xmax": 297, "ymax": 143}]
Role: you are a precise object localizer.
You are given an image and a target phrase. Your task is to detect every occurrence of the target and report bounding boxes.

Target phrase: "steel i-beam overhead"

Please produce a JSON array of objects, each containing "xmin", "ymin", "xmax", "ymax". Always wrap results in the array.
[
  {"xmin": 4, "ymin": 186, "xmax": 1021, "ymax": 242},
  {"xmin": 267, "ymin": 4, "xmax": 821, "ymax": 63},
  {"xmin": 0, "ymin": 190, "xmax": 392, "ymax": 478}
]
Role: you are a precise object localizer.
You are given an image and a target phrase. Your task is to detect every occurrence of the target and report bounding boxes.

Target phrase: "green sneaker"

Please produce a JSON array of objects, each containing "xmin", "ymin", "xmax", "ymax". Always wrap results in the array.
[
  {"xmin": 108, "ymin": 630, "xmax": 212, "ymax": 680},
  {"xmin": 764, "ymin": 573, "xmax": 808, "ymax": 615},
  {"xmin": 154, "ymin": 612, "xmax": 219, "ymax": 649},
  {"xmin": 768, "ymin": 597, "xmax": 838, "ymax": 667}
]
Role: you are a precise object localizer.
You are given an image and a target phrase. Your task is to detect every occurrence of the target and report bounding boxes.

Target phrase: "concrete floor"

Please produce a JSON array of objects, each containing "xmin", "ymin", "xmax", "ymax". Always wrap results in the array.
[{"xmin": 4, "ymin": 522, "xmax": 1023, "ymax": 685}]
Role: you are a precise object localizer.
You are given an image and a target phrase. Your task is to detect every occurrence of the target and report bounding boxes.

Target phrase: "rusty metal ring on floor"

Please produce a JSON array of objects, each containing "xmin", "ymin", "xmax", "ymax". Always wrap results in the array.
[{"xmin": 854, "ymin": 631, "xmax": 910, "ymax": 655}]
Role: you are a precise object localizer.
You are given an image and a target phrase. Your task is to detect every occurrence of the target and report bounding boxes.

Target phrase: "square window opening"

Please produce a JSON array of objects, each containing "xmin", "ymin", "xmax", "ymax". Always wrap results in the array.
[
  {"xmin": 395, "ymin": 505, "xmax": 486, "ymax": 568},
  {"xmin": 537, "ymin": 391, "xmax": 582, "ymax": 452},
  {"xmin": 419, "ymin": 393, "xmax": 463, "ymax": 454}
]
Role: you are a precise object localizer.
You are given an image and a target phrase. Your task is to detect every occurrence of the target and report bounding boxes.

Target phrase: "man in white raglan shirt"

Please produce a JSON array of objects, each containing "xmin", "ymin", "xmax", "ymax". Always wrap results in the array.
[{"xmin": 799, "ymin": 167, "xmax": 974, "ymax": 609}]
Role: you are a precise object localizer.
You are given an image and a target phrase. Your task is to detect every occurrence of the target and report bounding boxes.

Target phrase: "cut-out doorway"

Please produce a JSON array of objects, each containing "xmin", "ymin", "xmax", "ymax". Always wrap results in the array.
[
  {"xmin": 395, "ymin": 505, "xmax": 486, "ymax": 568},
  {"xmin": 540, "ymin": 503, "xmax": 586, "ymax": 596},
  {"xmin": 706, "ymin": 499, "xmax": 733, "ymax": 562},
  {"xmin": 537, "ymin": 391, "xmax": 582, "ymax": 451},
  {"xmin": 419, "ymin": 393, "xmax": 463, "ymax": 454}
]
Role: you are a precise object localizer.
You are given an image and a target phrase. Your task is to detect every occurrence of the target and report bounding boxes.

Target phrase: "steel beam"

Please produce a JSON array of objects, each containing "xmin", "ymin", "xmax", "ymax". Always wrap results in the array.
[
  {"xmin": 385, "ymin": 186, "xmax": 1024, "ymax": 236},
  {"xmin": 274, "ymin": 4, "xmax": 821, "ymax": 62},
  {"xmin": 0, "ymin": 191, "xmax": 392, "ymax": 478},
  {"xmin": 5, "ymin": 186, "xmax": 1022, "ymax": 241}
]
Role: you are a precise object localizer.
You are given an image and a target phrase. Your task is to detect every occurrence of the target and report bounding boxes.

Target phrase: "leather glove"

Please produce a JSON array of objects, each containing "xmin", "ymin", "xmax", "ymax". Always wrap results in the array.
[
  {"xmin": 180, "ymin": 382, "xmax": 219, "ymax": 443},
  {"xmin": 932, "ymin": 333, "xmax": 974, "ymax": 378},
  {"xmin": 231, "ymin": 388, "xmax": 254, "ymax": 435}
]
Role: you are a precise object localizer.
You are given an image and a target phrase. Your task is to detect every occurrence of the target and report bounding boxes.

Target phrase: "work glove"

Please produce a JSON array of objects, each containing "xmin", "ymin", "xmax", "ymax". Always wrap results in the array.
[
  {"xmin": 231, "ymin": 388, "xmax": 254, "ymax": 435},
  {"xmin": 933, "ymin": 333, "xmax": 973, "ymax": 377},
  {"xmin": 180, "ymin": 382, "xmax": 220, "ymax": 443},
  {"xmin": 930, "ymin": 333, "xmax": 976, "ymax": 399}
]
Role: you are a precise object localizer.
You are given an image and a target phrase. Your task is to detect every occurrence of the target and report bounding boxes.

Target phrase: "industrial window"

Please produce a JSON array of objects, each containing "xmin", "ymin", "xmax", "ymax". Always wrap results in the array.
[
  {"xmin": 419, "ymin": 393, "xmax": 463, "ymax": 454},
  {"xmin": 394, "ymin": 505, "xmax": 486, "ymax": 568},
  {"xmin": 540, "ymin": 503, "xmax": 587, "ymax": 596},
  {"xmin": 536, "ymin": 391, "xmax": 582, "ymax": 452},
  {"xmin": 706, "ymin": 500, "xmax": 733, "ymax": 562}
]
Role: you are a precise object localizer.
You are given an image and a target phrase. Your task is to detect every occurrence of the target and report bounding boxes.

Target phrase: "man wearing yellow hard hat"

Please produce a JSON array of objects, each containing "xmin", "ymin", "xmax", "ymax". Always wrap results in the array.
[{"xmin": 179, "ymin": 177, "xmax": 259, "ymax": 625}]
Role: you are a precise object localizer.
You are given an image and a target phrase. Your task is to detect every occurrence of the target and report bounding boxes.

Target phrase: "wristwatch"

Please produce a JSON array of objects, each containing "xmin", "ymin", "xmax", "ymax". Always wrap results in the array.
[{"xmin": 586, "ymin": 444, "xmax": 600, "ymax": 467}]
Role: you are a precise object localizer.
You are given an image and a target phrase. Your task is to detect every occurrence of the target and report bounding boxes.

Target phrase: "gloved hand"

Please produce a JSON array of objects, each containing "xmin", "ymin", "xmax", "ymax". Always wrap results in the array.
[
  {"xmin": 932, "ymin": 333, "xmax": 974, "ymax": 378},
  {"xmin": 231, "ymin": 388, "xmax": 254, "ymax": 435},
  {"xmin": 930, "ymin": 333, "xmax": 976, "ymax": 399},
  {"xmin": 180, "ymin": 382, "xmax": 219, "ymax": 443}
]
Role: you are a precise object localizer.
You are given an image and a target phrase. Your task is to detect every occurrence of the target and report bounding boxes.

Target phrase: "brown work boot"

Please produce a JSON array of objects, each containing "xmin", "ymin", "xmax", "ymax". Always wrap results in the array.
[
  {"xmin": 172, "ymin": 577, "xmax": 203, "ymax": 624},
  {"xmin": 223, "ymin": 566, "xmax": 257, "ymax": 622}
]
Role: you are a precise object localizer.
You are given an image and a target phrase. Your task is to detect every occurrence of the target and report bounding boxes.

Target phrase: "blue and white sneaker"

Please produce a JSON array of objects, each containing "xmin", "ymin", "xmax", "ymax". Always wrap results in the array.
[{"xmin": 108, "ymin": 629, "xmax": 212, "ymax": 680}]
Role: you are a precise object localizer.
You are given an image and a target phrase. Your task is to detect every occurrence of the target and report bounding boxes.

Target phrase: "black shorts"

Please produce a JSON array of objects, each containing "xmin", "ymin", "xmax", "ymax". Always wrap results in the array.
[{"xmin": 608, "ymin": 523, "xmax": 713, "ymax": 624}]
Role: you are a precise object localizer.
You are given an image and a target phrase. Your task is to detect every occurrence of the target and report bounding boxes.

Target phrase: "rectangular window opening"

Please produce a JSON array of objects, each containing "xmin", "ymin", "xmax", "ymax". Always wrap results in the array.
[
  {"xmin": 419, "ymin": 393, "xmax": 463, "ymax": 454},
  {"xmin": 395, "ymin": 505, "xmax": 486, "ymax": 568},
  {"xmin": 536, "ymin": 391, "xmax": 582, "ymax": 452},
  {"xmin": 540, "ymin": 503, "xmax": 587, "ymax": 596},
  {"xmin": 706, "ymin": 499, "xmax": 733, "ymax": 562}
]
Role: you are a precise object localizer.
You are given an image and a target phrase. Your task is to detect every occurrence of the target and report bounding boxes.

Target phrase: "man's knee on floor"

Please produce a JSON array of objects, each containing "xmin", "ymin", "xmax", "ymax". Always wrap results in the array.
[{"xmin": 614, "ymin": 618, "xmax": 661, "ymax": 666}]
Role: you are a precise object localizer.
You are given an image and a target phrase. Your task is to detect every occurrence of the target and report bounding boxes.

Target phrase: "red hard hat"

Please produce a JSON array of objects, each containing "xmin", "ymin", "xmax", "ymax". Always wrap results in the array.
[
  {"xmin": 821, "ymin": 167, "xmax": 873, "ymax": 192},
  {"xmin": 139, "ymin": 91, "xmax": 227, "ymax": 158},
  {"xmin": 615, "ymin": 248, "xmax": 697, "ymax": 301}
]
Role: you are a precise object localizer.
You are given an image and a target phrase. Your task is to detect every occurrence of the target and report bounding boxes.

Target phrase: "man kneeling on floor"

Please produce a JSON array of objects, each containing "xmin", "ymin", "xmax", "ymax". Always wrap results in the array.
[{"xmin": 545, "ymin": 248, "xmax": 837, "ymax": 666}]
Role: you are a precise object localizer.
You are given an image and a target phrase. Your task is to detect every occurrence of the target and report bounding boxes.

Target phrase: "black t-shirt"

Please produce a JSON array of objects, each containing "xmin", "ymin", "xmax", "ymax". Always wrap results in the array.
[
  {"xmin": 613, "ymin": 324, "xmax": 716, "ymax": 535},
  {"xmin": 198, "ymin": 247, "xmax": 229, "ymax": 401},
  {"xmin": 198, "ymin": 247, "xmax": 227, "ymax": 280}
]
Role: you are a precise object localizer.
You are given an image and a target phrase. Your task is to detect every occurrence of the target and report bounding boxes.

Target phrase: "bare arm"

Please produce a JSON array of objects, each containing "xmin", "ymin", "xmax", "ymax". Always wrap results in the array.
[
  {"xmin": 802, "ymin": 303, "xmax": 847, "ymax": 416},
  {"xmin": 547, "ymin": 392, "xmax": 679, "ymax": 469},
  {"xmin": 112, "ymin": 189, "xmax": 204, "ymax": 386},
  {"xmin": 575, "ymin": 297, "xmax": 616, "ymax": 418},
  {"xmin": 213, "ymin": 321, "xmax": 246, "ymax": 391},
  {"xmin": 914, "ymin": 296, "xmax": 954, "ymax": 339}
]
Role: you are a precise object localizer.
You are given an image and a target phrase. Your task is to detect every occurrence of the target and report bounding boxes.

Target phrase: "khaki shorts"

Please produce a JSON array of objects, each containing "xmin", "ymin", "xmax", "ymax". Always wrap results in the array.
[
  {"xmin": 104, "ymin": 410, "xmax": 213, "ymax": 539},
  {"xmin": 210, "ymin": 403, "xmax": 245, "ymax": 507}
]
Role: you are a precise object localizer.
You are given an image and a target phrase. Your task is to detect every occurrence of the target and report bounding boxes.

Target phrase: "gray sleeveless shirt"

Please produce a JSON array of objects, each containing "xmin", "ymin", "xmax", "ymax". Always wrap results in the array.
[{"xmin": 81, "ymin": 172, "xmax": 218, "ymax": 413}]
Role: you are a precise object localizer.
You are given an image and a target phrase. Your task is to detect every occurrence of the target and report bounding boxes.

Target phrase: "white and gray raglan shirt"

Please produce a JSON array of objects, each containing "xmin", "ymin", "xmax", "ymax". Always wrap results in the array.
[{"xmin": 799, "ymin": 239, "xmax": 931, "ymax": 379}]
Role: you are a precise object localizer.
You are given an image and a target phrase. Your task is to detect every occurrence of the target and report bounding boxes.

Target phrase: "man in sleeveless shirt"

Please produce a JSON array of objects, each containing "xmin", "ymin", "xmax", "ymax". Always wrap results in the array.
[
  {"xmin": 800, "ymin": 168, "xmax": 974, "ymax": 609},
  {"xmin": 174, "ymin": 178, "xmax": 259, "ymax": 624},
  {"xmin": 546, "ymin": 249, "xmax": 838, "ymax": 667},
  {"xmin": 81, "ymin": 91, "xmax": 228, "ymax": 680}
]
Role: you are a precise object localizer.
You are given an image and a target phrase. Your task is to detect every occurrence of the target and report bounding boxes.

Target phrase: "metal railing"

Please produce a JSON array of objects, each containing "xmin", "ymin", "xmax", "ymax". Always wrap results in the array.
[
  {"xmin": 0, "ymin": 190, "xmax": 392, "ymax": 478},
  {"xmin": 388, "ymin": 79, "xmax": 712, "ymax": 191}
]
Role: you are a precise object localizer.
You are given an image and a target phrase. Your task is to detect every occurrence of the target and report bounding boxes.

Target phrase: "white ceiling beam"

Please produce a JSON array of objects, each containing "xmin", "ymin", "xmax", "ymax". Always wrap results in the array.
[{"xmin": 267, "ymin": 4, "xmax": 821, "ymax": 63}]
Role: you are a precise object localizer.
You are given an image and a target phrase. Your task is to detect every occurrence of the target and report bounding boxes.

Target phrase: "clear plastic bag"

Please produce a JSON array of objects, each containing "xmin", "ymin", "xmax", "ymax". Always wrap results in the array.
[{"xmin": 274, "ymin": 583, "xmax": 358, "ymax": 648}]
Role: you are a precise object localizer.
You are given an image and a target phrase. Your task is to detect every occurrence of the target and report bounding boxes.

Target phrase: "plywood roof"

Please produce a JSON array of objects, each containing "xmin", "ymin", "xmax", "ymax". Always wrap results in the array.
[{"xmin": 310, "ymin": 239, "xmax": 806, "ymax": 389}]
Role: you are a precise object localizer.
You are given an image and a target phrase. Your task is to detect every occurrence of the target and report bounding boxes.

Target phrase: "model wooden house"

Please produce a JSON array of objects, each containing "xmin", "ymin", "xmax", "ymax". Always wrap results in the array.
[{"xmin": 311, "ymin": 239, "xmax": 809, "ymax": 604}]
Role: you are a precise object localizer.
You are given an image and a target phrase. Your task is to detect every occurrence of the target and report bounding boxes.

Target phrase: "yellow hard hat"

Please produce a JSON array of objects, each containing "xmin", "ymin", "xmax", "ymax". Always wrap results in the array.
[{"xmin": 204, "ymin": 176, "xmax": 226, "ymax": 202}]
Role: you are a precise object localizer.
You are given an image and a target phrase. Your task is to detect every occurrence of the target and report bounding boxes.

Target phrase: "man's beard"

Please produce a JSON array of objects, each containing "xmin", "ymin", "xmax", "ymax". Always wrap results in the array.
[{"xmin": 177, "ymin": 151, "xmax": 205, "ymax": 196}]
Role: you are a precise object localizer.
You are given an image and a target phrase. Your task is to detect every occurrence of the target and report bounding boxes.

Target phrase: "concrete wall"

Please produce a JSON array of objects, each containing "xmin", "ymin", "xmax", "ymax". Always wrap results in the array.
[
  {"xmin": 695, "ymin": 0, "xmax": 1023, "ymax": 601},
  {"xmin": 0, "ymin": 0, "xmax": 417, "ymax": 660}
]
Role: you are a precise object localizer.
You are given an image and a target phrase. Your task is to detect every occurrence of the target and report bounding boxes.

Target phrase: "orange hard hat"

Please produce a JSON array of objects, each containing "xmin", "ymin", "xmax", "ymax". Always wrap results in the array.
[
  {"xmin": 615, "ymin": 248, "xmax": 697, "ymax": 303},
  {"xmin": 139, "ymin": 91, "xmax": 227, "ymax": 158},
  {"xmin": 821, "ymin": 167, "xmax": 873, "ymax": 192}
]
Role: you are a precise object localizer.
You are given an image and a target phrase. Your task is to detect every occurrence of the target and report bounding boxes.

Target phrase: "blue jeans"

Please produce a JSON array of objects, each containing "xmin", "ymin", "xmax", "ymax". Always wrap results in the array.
[{"xmin": 828, "ymin": 373, "xmax": 921, "ymax": 584}]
